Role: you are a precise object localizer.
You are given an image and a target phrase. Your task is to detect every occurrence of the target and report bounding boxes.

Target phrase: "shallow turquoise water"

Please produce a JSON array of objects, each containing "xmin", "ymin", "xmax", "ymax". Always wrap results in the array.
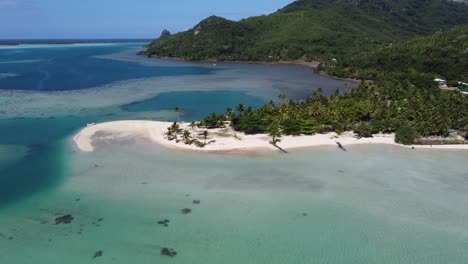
[
  {"xmin": 0, "ymin": 43, "xmax": 467, "ymax": 263},
  {"xmin": 1, "ymin": 144, "xmax": 467, "ymax": 263}
]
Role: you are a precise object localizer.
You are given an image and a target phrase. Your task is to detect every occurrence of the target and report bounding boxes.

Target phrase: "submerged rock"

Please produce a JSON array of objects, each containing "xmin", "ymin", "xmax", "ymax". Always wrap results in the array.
[
  {"xmin": 161, "ymin": 247, "xmax": 177, "ymax": 257},
  {"xmin": 55, "ymin": 214, "xmax": 74, "ymax": 224},
  {"xmin": 93, "ymin": 250, "xmax": 104, "ymax": 258},
  {"xmin": 0, "ymin": 233, "xmax": 14, "ymax": 240},
  {"xmin": 193, "ymin": 200, "xmax": 201, "ymax": 205},
  {"xmin": 181, "ymin": 208, "xmax": 192, "ymax": 214},
  {"xmin": 157, "ymin": 219, "xmax": 170, "ymax": 226}
]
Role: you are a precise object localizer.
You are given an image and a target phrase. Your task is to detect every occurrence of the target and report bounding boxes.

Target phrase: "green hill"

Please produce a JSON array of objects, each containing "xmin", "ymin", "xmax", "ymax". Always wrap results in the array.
[
  {"xmin": 319, "ymin": 26, "xmax": 468, "ymax": 83},
  {"xmin": 145, "ymin": 0, "xmax": 468, "ymax": 61}
]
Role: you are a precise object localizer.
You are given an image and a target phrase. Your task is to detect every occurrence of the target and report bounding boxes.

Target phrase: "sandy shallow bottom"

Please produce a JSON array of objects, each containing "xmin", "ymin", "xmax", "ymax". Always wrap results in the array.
[{"xmin": 1, "ymin": 142, "xmax": 468, "ymax": 264}]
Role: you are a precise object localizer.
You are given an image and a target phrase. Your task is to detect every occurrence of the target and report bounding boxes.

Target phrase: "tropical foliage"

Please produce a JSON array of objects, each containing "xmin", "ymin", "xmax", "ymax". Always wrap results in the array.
[
  {"xmin": 395, "ymin": 124, "xmax": 418, "ymax": 145},
  {"xmin": 145, "ymin": 0, "xmax": 468, "ymax": 61},
  {"xmin": 319, "ymin": 26, "xmax": 468, "ymax": 83},
  {"xmin": 202, "ymin": 76, "xmax": 468, "ymax": 145}
]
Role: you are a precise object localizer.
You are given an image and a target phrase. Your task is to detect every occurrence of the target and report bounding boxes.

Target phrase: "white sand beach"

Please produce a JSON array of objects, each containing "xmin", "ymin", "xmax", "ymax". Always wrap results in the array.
[{"xmin": 73, "ymin": 120, "xmax": 468, "ymax": 153}]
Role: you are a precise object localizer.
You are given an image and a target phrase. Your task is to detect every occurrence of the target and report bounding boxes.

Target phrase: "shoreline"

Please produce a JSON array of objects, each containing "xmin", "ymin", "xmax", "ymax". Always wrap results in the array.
[
  {"xmin": 144, "ymin": 54, "xmax": 362, "ymax": 85},
  {"xmin": 73, "ymin": 120, "xmax": 468, "ymax": 153}
]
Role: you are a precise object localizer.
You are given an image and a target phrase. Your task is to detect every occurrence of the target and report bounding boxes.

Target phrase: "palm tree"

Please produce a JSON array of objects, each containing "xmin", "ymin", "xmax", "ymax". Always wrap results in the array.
[
  {"xmin": 170, "ymin": 122, "xmax": 180, "ymax": 133},
  {"xmin": 182, "ymin": 130, "xmax": 192, "ymax": 145},
  {"xmin": 190, "ymin": 121, "xmax": 197, "ymax": 129},
  {"xmin": 226, "ymin": 107, "xmax": 234, "ymax": 120},
  {"xmin": 278, "ymin": 94, "xmax": 287, "ymax": 104},
  {"xmin": 190, "ymin": 121, "xmax": 197, "ymax": 137},
  {"xmin": 167, "ymin": 122, "xmax": 180, "ymax": 142},
  {"xmin": 202, "ymin": 130, "xmax": 209, "ymax": 144},
  {"xmin": 174, "ymin": 107, "xmax": 181, "ymax": 122},
  {"xmin": 165, "ymin": 127, "xmax": 174, "ymax": 141},
  {"xmin": 268, "ymin": 123, "xmax": 281, "ymax": 146},
  {"xmin": 236, "ymin": 104, "xmax": 245, "ymax": 116},
  {"xmin": 226, "ymin": 107, "xmax": 235, "ymax": 135}
]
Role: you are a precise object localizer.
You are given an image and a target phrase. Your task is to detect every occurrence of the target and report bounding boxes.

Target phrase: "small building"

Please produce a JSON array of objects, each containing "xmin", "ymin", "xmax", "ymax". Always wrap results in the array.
[
  {"xmin": 434, "ymin": 78, "xmax": 447, "ymax": 86},
  {"xmin": 458, "ymin": 81, "xmax": 468, "ymax": 89}
]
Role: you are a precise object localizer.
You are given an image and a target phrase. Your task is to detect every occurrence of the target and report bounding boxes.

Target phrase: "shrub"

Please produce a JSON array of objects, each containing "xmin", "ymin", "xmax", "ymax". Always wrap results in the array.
[
  {"xmin": 395, "ymin": 124, "xmax": 418, "ymax": 145},
  {"xmin": 354, "ymin": 122, "xmax": 373, "ymax": 138},
  {"xmin": 369, "ymin": 120, "xmax": 385, "ymax": 134}
]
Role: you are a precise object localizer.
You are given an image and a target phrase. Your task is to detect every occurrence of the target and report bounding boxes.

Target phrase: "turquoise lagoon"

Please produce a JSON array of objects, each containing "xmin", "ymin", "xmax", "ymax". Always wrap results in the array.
[{"xmin": 0, "ymin": 43, "xmax": 467, "ymax": 263}]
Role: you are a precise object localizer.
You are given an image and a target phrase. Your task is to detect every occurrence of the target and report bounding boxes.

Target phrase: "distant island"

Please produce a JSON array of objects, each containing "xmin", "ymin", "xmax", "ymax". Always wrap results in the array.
[{"xmin": 0, "ymin": 39, "xmax": 152, "ymax": 46}]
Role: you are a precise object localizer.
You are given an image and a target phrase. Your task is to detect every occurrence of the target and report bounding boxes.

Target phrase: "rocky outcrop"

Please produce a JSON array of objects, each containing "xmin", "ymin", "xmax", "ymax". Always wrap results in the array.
[
  {"xmin": 181, "ymin": 208, "xmax": 192, "ymax": 214},
  {"xmin": 160, "ymin": 29, "xmax": 171, "ymax": 38}
]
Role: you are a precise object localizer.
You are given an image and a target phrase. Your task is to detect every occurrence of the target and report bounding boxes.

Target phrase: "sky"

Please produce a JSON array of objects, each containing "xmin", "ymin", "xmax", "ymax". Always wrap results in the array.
[{"xmin": 0, "ymin": 0, "xmax": 293, "ymax": 39}]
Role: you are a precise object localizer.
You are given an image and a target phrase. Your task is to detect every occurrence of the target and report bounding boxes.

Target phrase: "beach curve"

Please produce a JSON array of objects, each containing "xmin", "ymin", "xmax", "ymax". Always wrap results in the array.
[{"xmin": 73, "ymin": 121, "xmax": 468, "ymax": 153}]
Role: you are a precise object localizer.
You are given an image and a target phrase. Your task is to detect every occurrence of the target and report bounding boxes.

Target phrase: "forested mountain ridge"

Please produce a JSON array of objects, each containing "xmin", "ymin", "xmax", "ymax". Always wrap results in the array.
[{"xmin": 144, "ymin": 0, "xmax": 468, "ymax": 61}]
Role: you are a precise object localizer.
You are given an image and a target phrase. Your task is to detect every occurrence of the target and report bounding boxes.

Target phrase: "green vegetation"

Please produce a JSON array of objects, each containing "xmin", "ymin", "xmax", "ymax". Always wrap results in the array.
[
  {"xmin": 202, "ymin": 113, "xmax": 226, "ymax": 128},
  {"xmin": 153, "ymin": 0, "xmax": 468, "ymax": 146},
  {"xmin": 165, "ymin": 122, "xmax": 181, "ymax": 142},
  {"xmin": 145, "ymin": 0, "xmax": 468, "ymax": 61},
  {"xmin": 202, "ymin": 130, "xmax": 210, "ymax": 144},
  {"xmin": 319, "ymin": 26, "xmax": 468, "ymax": 83},
  {"xmin": 201, "ymin": 77, "xmax": 468, "ymax": 144},
  {"xmin": 182, "ymin": 130, "xmax": 192, "ymax": 144},
  {"xmin": 395, "ymin": 124, "xmax": 418, "ymax": 145},
  {"xmin": 165, "ymin": 121, "xmax": 209, "ymax": 148}
]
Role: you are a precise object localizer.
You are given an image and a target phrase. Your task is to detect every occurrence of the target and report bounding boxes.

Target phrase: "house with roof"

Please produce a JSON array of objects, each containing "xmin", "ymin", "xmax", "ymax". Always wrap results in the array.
[{"xmin": 434, "ymin": 78, "xmax": 449, "ymax": 88}]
